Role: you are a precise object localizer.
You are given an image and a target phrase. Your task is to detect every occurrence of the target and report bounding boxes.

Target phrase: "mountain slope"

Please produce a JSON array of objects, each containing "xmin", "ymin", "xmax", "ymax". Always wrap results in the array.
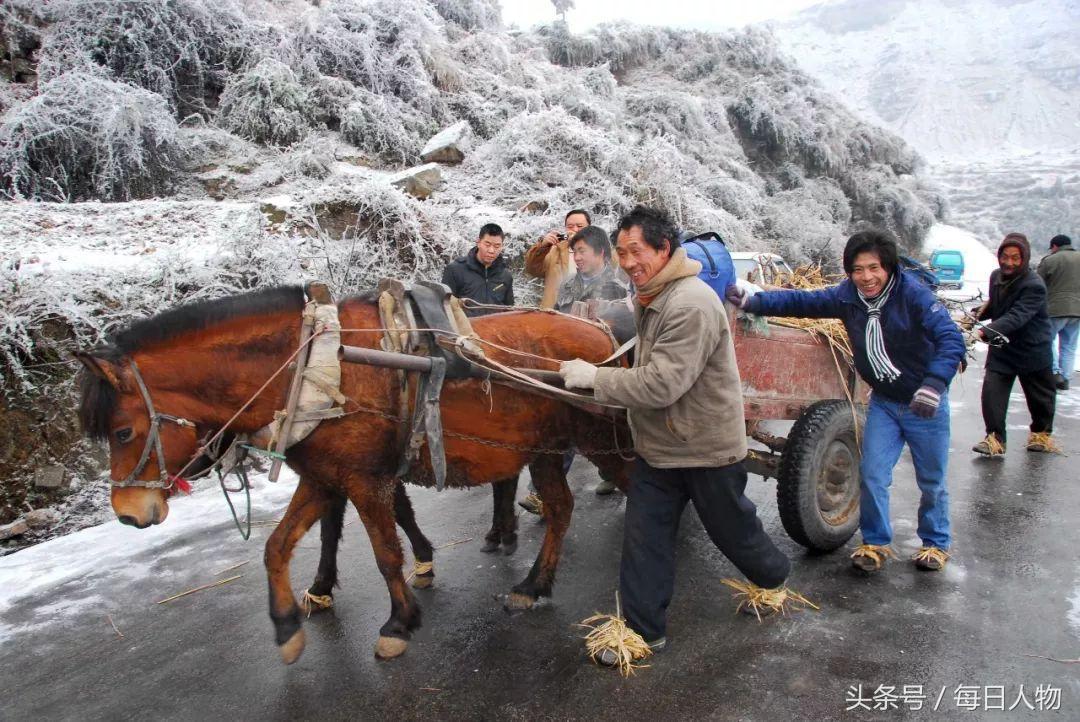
[{"xmin": 772, "ymin": 0, "xmax": 1080, "ymax": 162}]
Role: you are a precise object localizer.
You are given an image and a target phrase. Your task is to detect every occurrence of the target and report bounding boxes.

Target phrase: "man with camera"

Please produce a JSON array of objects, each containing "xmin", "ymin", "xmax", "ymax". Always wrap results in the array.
[{"xmin": 524, "ymin": 209, "xmax": 592, "ymax": 309}]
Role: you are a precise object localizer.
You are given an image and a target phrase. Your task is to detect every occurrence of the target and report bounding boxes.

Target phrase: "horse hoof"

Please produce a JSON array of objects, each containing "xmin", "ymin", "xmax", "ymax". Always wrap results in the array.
[
  {"xmin": 480, "ymin": 539, "xmax": 500, "ymax": 553},
  {"xmin": 279, "ymin": 628, "xmax": 306, "ymax": 665},
  {"xmin": 375, "ymin": 635, "xmax": 408, "ymax": 659},
  {"xmin": 501, "ymin": 540, "xmax": 518, "ymax": 556},
  {"xmin": 502, "ymin": 592, "xmax": 535, "ymax": 611},
  {"xmin": 411, "ymin": 574, "xmax": 434, "ymax": 589}
]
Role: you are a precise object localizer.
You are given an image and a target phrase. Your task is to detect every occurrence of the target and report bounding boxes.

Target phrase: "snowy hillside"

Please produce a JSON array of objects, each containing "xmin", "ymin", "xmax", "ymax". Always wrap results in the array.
[
  {"xmin": 771, "ymin": 0, "xmax": 1080, "ymax": 250},
  {"xmin": 932, "ymin": 152, "xmax": 1080, "ymax": 251},
  {"xmin": 772, "ymin": 0, "xmax": 1080, "ymax": 162},
  {"xmin": 0, "ymin": 0, "xmax": 947, "ymax": 543}
]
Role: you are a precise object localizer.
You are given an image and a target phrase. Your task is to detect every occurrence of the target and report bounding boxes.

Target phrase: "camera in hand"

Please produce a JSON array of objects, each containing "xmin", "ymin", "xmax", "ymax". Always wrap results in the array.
[{"xmin": 556, "ymin": 232, "xmax": 568, "ymax": 241}]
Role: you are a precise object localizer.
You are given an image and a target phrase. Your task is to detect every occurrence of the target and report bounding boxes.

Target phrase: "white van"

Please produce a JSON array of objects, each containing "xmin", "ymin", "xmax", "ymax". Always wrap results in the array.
[{"xmin": 731, "ymin": 252, "xmax": 795, "ymax": 287}]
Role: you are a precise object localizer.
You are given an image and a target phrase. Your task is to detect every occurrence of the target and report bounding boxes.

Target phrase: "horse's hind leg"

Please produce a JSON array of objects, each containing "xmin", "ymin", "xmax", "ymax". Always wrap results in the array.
[
  {"xmin": 265, "ymin": 477, "xmax": 332, "ymax": 665},
  {"xmin": 394, "ymin": 483, "xmax": 435, "ymax": 589},
  {"xmin": 301, "ymin": 491, "xmax": 347, "ymax": 614},
  {"xmin": 350, "ymin": 478, "xmax": 422, "ymax": 659},
  {"xmin": 482, "ymin": 476, "xmax": 519, "ymax": 555},
  {"xmin": 504, "ymin": 455, "xmax": 572, "ymax": 611}
]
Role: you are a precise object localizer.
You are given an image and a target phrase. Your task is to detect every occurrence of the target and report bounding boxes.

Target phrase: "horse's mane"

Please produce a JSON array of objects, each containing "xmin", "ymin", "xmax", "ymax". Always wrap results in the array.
[{"xmin": 111, "ymin": 285, "xmax": 306, "ymax": 354}]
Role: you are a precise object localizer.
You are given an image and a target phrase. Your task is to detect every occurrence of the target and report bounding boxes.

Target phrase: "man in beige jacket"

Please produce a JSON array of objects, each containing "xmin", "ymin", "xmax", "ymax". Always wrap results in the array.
[{"xmin": 559, "ymin": 206, "xmax": 791, "ymax": 661}]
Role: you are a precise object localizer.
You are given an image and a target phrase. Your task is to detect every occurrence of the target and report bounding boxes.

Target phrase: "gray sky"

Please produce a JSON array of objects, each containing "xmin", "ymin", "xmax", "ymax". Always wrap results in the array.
[{"xmin": 500, "ymin": 0, "xmax": 827, "ymax": 32}]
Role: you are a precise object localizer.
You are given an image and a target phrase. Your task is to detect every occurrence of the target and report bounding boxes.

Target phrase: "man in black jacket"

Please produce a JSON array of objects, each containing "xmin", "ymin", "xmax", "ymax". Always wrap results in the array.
[
  {"xmin": 973, "ymin": 233, "xmax": 1057, "ymax": 455},
  {"xmin": 441, "ymin": 223, "xmax": 514, "ymax": 316}
]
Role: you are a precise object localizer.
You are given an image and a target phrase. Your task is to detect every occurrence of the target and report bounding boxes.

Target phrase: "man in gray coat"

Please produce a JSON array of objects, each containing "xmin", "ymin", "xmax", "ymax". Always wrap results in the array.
[
  {"xmin": 559, "ymin": 206, "xmax": 791, "ymax": 661},
  {"xmin": 1037, "ymin": 234, "xmax": 1080, "ymax": 390}
]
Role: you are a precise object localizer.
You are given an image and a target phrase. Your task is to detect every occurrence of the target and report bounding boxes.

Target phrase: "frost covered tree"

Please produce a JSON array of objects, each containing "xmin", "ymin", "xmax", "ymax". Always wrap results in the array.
[
  {"xmin": 433, "ymin": 0, "xmax": 502, "ymax": 30},
  {"xmin": 216, "ymin": 59, "xmax": 315, "ymax": 147},
  {"xmin": 0, "ymin": 72, "xmax": 181, "ymax": 201},
  {"xmin": 37, "ymin": 0, "xmax": 257, "ymax": 118},
  {"xmin": 551, "ymin": 0, "xmax": 575, "ymax": 21}
]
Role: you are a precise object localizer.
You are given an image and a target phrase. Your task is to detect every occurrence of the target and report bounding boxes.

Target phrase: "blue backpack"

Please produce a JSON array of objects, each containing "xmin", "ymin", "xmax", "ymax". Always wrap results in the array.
[{"xmin": 680, "ymin": 231, "xmax": 736, "ymax": 299}]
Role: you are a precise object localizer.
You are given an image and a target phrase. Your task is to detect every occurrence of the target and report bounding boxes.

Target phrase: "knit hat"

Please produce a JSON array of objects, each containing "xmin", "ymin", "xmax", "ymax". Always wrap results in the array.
[
  {"xmin": 998, "ymin": 232, "xmax": 1030, "ymax": 270},
  {"xmin": 1050, "ymin": 234, "xmax": 1072, "ymax": 249}
]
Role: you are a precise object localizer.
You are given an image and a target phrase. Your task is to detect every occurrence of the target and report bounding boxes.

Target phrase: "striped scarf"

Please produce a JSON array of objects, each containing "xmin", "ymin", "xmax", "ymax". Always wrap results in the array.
[{"xmin": 856, "ymin": 273, "xmax": 901, "ymax": 383}]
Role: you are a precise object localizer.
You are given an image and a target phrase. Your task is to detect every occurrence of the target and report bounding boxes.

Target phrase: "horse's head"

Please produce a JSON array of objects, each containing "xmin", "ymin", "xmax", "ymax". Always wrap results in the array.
[{"xmin": 76, "ymin": 350, "xmax": 207, "ymax": 528}]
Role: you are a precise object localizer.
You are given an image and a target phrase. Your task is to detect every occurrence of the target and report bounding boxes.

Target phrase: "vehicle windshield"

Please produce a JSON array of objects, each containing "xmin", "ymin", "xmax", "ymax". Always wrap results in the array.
[
  {"xmin": 733, "ymin": 259, "xmax": 758, "ymax": 282},
  {"xmin": 932, "ymin": 251, "xmax": 963, "ymax": 266}
]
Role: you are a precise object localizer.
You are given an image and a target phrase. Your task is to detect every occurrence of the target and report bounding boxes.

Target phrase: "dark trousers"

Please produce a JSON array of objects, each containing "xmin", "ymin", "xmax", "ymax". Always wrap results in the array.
[
  {"xmin": 981, "ymin": 367, "xmax": 1056, "ymax": 442},
  {"xmin": 619, "ymin": 458, "xmax": 791, "ymax": 642}
]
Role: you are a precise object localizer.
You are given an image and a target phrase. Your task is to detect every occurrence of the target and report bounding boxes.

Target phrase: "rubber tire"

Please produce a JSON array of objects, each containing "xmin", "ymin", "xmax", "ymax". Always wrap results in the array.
[{"xmin": 777, "ymin": 399, "xmax": 863, "ymax": 552}]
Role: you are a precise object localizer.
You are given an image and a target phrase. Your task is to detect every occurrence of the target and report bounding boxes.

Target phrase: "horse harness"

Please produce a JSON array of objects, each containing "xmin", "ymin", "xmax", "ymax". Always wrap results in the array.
[
  {"xmin": 112, "ymin": 359, "xmax": 197, "ymax": 491},
  {"xmin": 113, "ymin": 280, "xmax": 630, "ymax": 500}
]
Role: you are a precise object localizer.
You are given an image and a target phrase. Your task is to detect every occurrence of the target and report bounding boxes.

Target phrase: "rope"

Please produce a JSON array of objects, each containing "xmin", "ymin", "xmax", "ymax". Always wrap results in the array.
[
  {"xmin": 215, "ymin": 462, "xmax": 251, "ymax": 540},
  {"xmin": 171, "ymin": 330, "xmax": 323, "ymax": 482}
]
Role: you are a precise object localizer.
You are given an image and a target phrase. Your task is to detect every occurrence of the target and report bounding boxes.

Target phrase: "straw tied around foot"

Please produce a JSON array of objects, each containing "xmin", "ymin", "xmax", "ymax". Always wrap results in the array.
[{"xmin": 580, "ymin": 583, "xmax": 819, "ymax": 677}]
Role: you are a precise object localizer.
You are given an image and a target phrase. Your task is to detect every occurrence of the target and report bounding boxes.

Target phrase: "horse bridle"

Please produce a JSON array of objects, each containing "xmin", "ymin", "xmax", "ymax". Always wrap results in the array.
[{"xmin": 113, "ymin": 359, "xmax": 197, "ymax": 490}]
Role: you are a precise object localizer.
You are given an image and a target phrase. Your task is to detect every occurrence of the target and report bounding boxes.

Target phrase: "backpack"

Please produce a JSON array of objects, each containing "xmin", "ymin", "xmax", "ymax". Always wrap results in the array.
[{"xmin": 680, "ymin": 231, "xmax": 736, "ymax": 299}]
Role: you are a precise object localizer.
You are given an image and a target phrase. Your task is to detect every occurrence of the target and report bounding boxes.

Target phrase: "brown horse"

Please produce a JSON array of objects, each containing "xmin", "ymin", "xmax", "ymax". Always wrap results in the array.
[{"xmin": 76, "ymin": 286, "xmax": 631, "ymax": 663}]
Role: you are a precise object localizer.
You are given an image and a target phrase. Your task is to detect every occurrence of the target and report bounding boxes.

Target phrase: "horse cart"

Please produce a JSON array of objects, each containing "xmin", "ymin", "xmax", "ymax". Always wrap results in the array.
[
  {"xmin": 732, "ymin": 313, "xmax": 867, "ymax": 552},
  {"xmin": 320, "ymin": 282, "xmax": 867, "ymax": 554},
  {"xmin": 78, "ymin": 279, "xmax": 868, "ymax": 662},
  {"xmin": 332, "ymin": 284, "xmax": 868, "ymax": 555}
]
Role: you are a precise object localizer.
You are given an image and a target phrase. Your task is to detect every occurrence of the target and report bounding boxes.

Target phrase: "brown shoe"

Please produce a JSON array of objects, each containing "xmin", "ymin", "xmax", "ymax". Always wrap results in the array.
[
  {"xmin": 850, "ymin": 544, "xmax": 895, "ymax": 572},
  {"xmin": 1025, "ymin": 432, "xmax": 1061, "ymax": 453},
  {"xmin": 913, "ymin": 546, "xmax": 950, "ymax": 571},
  {"xmin": 972, "ymin": 434, "xmax": 1005, "ymax": 457}
]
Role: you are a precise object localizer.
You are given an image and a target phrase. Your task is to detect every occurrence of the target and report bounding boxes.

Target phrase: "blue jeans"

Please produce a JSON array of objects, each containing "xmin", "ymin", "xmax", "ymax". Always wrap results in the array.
[
  {"xmin": 859, "ymin": 393, "xmax": 951, "ymax": 549},
  {"xmin": 1050, "ymin": 317, "xmax": 1079, "ymax": 380}
]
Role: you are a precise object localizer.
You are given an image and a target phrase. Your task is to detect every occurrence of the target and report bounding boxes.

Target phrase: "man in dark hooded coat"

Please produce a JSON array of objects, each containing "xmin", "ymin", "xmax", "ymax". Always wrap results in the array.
[{"xmin": 972, "ymin": 233, "xmax": 1057, "ymax": 455}]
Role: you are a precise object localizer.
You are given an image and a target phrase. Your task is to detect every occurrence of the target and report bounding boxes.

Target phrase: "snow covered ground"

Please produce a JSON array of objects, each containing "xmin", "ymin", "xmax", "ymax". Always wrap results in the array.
[
  {"xmin": 0, "ymin": 470, "xmax": 299, "ymax": 644},
  {"xmin": 3, "ymin": 199, "xmax": 266, "ymax": 274}
]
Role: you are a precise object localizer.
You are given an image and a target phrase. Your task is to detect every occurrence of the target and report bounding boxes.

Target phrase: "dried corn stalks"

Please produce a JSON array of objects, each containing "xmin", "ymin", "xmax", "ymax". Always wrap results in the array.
[
  {"xmin": 720, "ymin": 578, "xmax": 820, "ymax": 622},
  {"xmin": 765, "ymin": 264, "xmax": 854, "ymax": 368},
  {"xmin": 772, "ymin": 263, "xmax": 838, "ymax": 291}
]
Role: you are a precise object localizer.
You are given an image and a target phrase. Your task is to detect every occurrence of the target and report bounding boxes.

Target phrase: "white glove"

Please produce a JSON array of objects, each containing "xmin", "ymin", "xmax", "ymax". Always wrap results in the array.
[{"xmin": 559, "ymin": 359, "xmax": 598, "ymax": 389}]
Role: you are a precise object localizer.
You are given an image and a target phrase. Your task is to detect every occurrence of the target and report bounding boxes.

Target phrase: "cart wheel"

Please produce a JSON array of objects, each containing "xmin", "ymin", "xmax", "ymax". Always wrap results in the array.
[{"xmin": 777, "ymin": 400, "xmax": 862, "ymax": 552}]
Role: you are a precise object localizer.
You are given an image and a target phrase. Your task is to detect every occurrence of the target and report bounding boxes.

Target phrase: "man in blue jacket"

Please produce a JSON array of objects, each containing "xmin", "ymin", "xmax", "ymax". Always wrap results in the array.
[{"xmin": 729, "ymin": 230, "xmax": 966, "ymax": 572}]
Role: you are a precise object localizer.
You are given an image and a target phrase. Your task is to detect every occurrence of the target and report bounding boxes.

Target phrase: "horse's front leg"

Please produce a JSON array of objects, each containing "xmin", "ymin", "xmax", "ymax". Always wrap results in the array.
[
  {"xmin": 504, "ymin": 454, "xmax": 572, "ymax": 611},
  {"xmin": 301, "ymin": 491, "xmax": 347, "ymax": 614},
  {"xmin": 350, "ymin": 477, "xmax": 422, "ymax": 659},
  {"xmin": 264, "ymin": 477, "xmax": 332, "ymax": 664},
  {"xmin": 393, "ymin": 482, "xmax": 435, "ymax": 589}
]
